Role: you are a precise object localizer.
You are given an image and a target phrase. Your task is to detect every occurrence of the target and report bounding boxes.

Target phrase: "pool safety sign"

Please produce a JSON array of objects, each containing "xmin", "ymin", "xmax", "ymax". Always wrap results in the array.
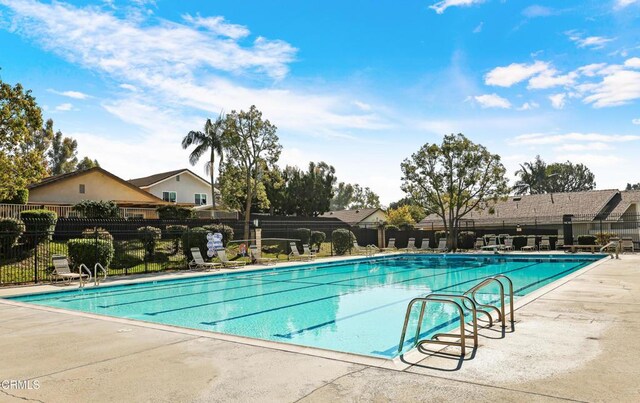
[{"xmin": 206, "ymin": 232, "xmax": 224, "ymax": 257}]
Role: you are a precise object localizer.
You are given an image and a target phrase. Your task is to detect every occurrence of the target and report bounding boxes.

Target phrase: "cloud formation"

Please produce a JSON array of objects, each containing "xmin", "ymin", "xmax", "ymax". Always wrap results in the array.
[
  {"xmin": 474, "ymin": 93, "xmax": 511, "ymax": 109},
  {"xmin": 430, "ymin": 0, "xmax": 484, "ymax": 14}
]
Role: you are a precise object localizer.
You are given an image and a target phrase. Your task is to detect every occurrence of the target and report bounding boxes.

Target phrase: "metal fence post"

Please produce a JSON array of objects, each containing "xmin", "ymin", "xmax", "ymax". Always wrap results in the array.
[{"xmin": 34, "ymin": 231, "xmax": 39, "ymax": 284}]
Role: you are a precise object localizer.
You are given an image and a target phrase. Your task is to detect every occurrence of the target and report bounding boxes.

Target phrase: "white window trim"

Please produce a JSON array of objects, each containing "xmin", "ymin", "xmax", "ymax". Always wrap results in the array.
[
  {"xmin": 163, "ymin": 191, "xmax": 177, "ymax": 203},
  {"xmin": 195, "ymin": 193, "xmax": 207, "ymax": 205}
]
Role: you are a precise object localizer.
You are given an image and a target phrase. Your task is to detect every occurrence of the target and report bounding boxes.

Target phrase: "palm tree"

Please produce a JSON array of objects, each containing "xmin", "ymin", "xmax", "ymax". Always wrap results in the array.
[
  {"xmin": 513, "ymin": 155, "xmax": 548, "ymax": 195},
  {"xmin": 182, "ymin": 114, "xmax": 225, "ymax": 209}
]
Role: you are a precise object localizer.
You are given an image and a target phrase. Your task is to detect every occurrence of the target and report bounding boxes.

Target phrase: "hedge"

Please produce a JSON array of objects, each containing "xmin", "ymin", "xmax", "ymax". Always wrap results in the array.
[
  {"xmin": 292, "ymin": 228, "xmax": 311, "ymax": 250},
  {"xmin": 20, "ymin": 210, "xmax": 57, "ymax": 243},
  {"xmin": 457, "ymin": 231, "xmax": 476, "ymax": 250},
  {"xmin": 1, "ymin": 189, "xmax": 28, "ymax": 204},
  {"xmin": 435, "ymin": 231, "xmax": 447, "ymax": 244},
  {"xmin": 512, "ymin": 236, "xmax": 528, "ymax": 250},
  {"xmin": 0, "ymin": 218, "xmax": 23, "ymax": 254},
  {"xmin": 137, "ymin": 226, "xmax": 162, "ymax": 256},
  {"xmin": 166, "ymin": 225, "xmax": 188, "ymax": 251},
  {"xmin": 332, "ymin": 228, "xmax": 356, "ymax": 255},
  {"xmin": 578, "ymin": 235, "xmax": 597, "ymax": 245},
  {"xmin": 181, "ymin": 227, "xmax": 208, "ymax": 260},
  {"xmin": 310, "ymin": 231, "xmax": 326, "ymax": 250},
  {"xmin": 156, "ymin": 205, "xmax": 194, "ymax": 219},
  {"xmin": 595, "ymin": 232, "xmax": 617, "ymax": 245},
  {"xmin": 81, "ymin": 227, "xmax": 114, "ymax": 241},
  {"xmin": 384, "ymin": 224, "xmax": 399, "ymax": 232},
  {"xmin": 72, "ymin": 200, "xmax": 119, "ymax": 218},
  {"xmin": 202, "ymin": 224, "xmax": 234, "ymax": 247},
  {"xmin": 67, "ymin": 238, "xmax": 114, "ymax": 269}
]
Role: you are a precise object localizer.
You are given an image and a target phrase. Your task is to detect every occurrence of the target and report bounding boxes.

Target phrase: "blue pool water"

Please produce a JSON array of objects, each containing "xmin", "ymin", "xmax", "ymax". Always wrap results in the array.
[{"xmin": 7, "ymin": 254, "xmax": 604, "ymax": 358}]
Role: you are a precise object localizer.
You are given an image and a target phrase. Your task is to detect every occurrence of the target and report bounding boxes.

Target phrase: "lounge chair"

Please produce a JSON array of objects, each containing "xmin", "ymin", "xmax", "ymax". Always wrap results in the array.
[
  {"xmin": 215, "ymin": 248, "xmax": 246, "ymax": 268},
  {"xmin": 521, "ymin": 236, "xmax": 537, "ymax": 251},
  {"xmin": 474, "ymin": 238, "xmax": 485, "ymax": 250},
  {"xmin": 289, "ymin": 242, "xmax": 313, "ymax": 261},
  {"xmin": 352, "ymin": 241, "xmax": 370, "ymax": 255},
  {"xmin": 620, "ymin": 238, "xmax": 634, "ymax": 253},
  {"xmin": 555, "ymin": 238, "xmax": 564, "ymax": 250},
  {"xmin": 418, "ymin": 239, "xmax": 430, "ymax": 252},
  {"xmin": 51, "ymin": 255, "xmax": 90, "ymax": 285},
  {"xmin": 481, "ymin": 236, "xmax": 499, "ymax": 251},
  {"xmin": 539, "ymin": 236, "xmax": 550, "ymax": 251},
  {"xmin": 249, "ymin": 245, "xmax": 277, "ymax": 265},
  {"xmin": 404, "ymin": 238, "xmax": 417, "ymax": 252},
  {"xmin": 501, "ymin": 237, "xmax": 514, "ymax": 252},
  {"xmin": 189, "ymin": 248, "xmax": 222, "ymax": 271},
  {"xmin": 433, "ymin": 239, "xmax": 447, "ymax": 253},
  {"xmin": 381, "ymin": 238, "xmax": 396, "ymax": 252},
  {"xmin": 303, "ymin": 244, "xmax": 317, "ymax": 259}
]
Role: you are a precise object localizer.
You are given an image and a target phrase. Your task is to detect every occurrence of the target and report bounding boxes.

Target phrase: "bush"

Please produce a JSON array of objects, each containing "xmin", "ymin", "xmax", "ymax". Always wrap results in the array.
[
  {"xmin": 72, "ymin": 200, "xmax": 119, "ymax": 218},
  {"xmin": 310, "ymin": 231, "xmax": 326, "ymax": 250},
  {"xmin": 435, "ymin": 231, "xmax": 447, "ymax": 244},
  {"xmin": 20, "ymin": 210, "xmax": 57, "ymax": 243},
  {"xmin": 578, "ymin": 235, "xmax": 597, "ymax": 245},
  {"xmin": 202, "ymin": 224, "xmax": 234, "ymax": 246},
  {"xmin": 81, "ymin": 227, "xmax": 114, "ymax": 242},
  {"xmin": 512, "ymin": 236, "xmax": 528, "ymax": 250},
  {"xmin": 1, "ymin": 189, "xmax": 28, "ymax": 204},
  {"xmin": 457, "ymin": 231, "xmax": 476, "ymax": 250},
  {"xmin": 181, "ymin": 227, "xmax": 208, "ymax": 260},
  {"xmin": 137, "ymin": 226, "xmax": 162, "ymax": 257},
  {"xmin": 67, "ymin": 238, "xmax": 114, "ymax": 269},
  {"xmin": 332, "ymin": 228, "xmax": 356, "ymax": 255},
  {"xmin": 292, "ymin": 228, "xmax": 311, "ymax": 249},
  {"xmin": 0, "ymin": 218, "xmax": 23, "ymax": 254},
  {"xmin": 384, "ymin": 224, "xmax": 399, "ymax": 232},
  {"xmin": 156, "ymin": 205, "xmax": 194, "ymax": 219},
  {"xmin": 595, "ymin": 232, "xmax": 617, "ymax": 245},
  {"xmin": 166, "ymin": 225, "xmax": 188, "ymax": 239}
]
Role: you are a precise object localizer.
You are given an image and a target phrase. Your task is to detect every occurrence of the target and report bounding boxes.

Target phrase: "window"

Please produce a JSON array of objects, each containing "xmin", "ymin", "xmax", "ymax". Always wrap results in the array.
[
  {"xmin": 176, "ymin": 175, "xmax": 180, "ymax": 182},
  {"xmin": 195, "ymin": 193, "xmax": 207, "ymax": 205},
  {"xmin": 79, "ymin": 184, "xmax": 85, "ymax": 194},
  {"xmin": 162, "ymin": 191, "xmax": 177, "ymax": 203}
]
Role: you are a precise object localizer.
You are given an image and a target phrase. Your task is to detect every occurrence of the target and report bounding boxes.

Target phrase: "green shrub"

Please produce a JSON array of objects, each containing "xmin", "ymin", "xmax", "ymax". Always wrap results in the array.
[
  {"xmin": 595, "ymin": 232, "xmax": 617, "ymax": 245},
  {"xmin": 310, "ymin": 231, "xmax": 326, "ymax": 250},
  {"xmin": 81, "ymin": 227, "xmax": 113, "ymax": 241},
  {"xmin": 20, "ymin": 210, "xmax": 57, "ymax": 243},
  {"xmin": 332, "ymin": 228, "xmax": 356, "ymax": 255},
  {"xmin": 72, "ymin": 200, "xmax": 119, "ymax": 218},
  {"xmin": 137, "ymin": 226, "xmax": 162, "ymax": 256},
  {"xmin": 292, "ymin": 228, "xmax": 311, "ymax": 249},
  {"xmin": 384, "ymin": 224, "xmax": 399, "ymax": 232},
  {"xmin": 1, "ymin": 189, "xmax": 28, "ymax": 204},
  {"xmin": 67, "ymin": 238, "xmax": 114, "ymax": 269},
  {"xmin": 0, "ymin": 218, "xmax": 23, "ymax": 254},
  {"xmin": 435, "ymin": 231, "xmax": 447, "ymax": 243},
  {"xmin": 166, "ymin": 225, "xmax": 188, "ymax": 238},
  {"xmin": 156, "ymin": 205, "xmax": 194, "ymax": 219},
  {"xmin": 578, "ymin": 235, "xmax": 597, "ymax": 245},
  {"xmin": 202, "ymin": 224, "xmax": 234, "ymax": 246},
  {"xmin": 457, "ymin": 231, "xmax": 476, "ymax": 250},
  {"xmin": 181, "ymin": 227, "xmax": 208, "ymax": 260},
  {"xmin": 512, "ymin": 236, "xmax": 528, "ymax": 250}
]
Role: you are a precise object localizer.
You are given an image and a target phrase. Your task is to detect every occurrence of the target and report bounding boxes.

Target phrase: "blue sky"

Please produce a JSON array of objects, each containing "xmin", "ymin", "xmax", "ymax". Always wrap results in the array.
[{"xmin": 1, "ymin": 0, "xmax": 639, "ymax": 204}]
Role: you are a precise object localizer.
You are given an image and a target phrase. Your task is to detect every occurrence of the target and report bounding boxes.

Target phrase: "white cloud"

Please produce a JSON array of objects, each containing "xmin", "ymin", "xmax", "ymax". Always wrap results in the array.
[
  {"xmin": 119, "ymin": 83, "xmax": 138, "ymax": 91},
  {"xmin": 181, "ymin": 14, "xmax": 249, "ymax": 39},
  {"xmin": 582, "ymin": 70, "xmax": 640, "ymax": 107},
  {"xmin": 474, "ymin": 93, "xmax": 512, "ymax": 109},
  {"xmin": 554, "ymin": 142, "xmax": 613, "ymax": 152},
  {"xmin": 522, "ymin": 5, "xmax": 557, "ymax": 18},
  {"xmin": 517, "ymin": 102, "xmax": 539, "ymax": 111},
  {"xmin": 485, "ymin": 61, "xmax": 550, "ymax": 87},
  {"xmin": 430, "ymin": 0, "xmax": 484, "ymax": 14},
  {"xmin": 624, "ymin": 57, "xmax": 640, "ymax": 68},
  {"xmin": 48, "ymin": 89, "xmax": 89, "ymax": 99},
  {"xmin": 473, "ymin": 21, "xmax": 483, "ymax": 34},
  {"xmin": 528, "ymin": 70, "xmax": 577, "ymax": 89},
  {"xmin": 548, "ymin": 93, "xmax": 567, "ymax": 109},
  {"xmin": 55, "ymin": 102, "xmax": 73, "ymax": 111},
  {"xmin": 566, "ymin": 31, "xmax": 614, "ymax": 49},
  {"xmin": 513, "ymin": 132, "xmax": 640, "ymax": 146},
  {"xmin": 633, "ymin": 118, "xmax": 640, "ymax": 125},
  {"xmin": 352, "ymin": 100, "xmax": 372, "ymax": 111},
  {"xmin": 615, "ymin": 0, "xmax": 639, "ymax": 9}
]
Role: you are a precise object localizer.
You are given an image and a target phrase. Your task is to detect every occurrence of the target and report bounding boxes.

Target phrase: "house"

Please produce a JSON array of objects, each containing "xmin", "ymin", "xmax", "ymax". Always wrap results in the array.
[
  {"xmin": 128, "ymin": 169, "xmax": 219, "ymax": 207},
  {"xmin": 25, "ymin": 167, "xmax": 167, "ymax": 218},
  {"xmin": 320, "ymin": 208, "xmax": 387, "ymax": 228}
]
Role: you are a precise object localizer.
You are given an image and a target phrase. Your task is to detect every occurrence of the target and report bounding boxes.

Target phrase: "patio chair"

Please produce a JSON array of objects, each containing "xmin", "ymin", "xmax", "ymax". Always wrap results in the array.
[
  {"xmin": 621, "ymin": 238, "xmax": 635, "ymax": 253},
  {"xmin": 381, "ymin": 238, "xmax": 396, "ymax": 252},
  {"xmin": 303, "ymin": 244, "xmax": 317, "ymax": 259},
  {"xmin": 433, "ymin": 238, "xmax": 447, "ymax": 253},
  {"xmin": 289, "ymin": 242, "xmax": 313, "ymax": 261},
  {"xmin": 521, "ymin": 236, "xmax": 537, "ymax": 251},
  {"xmin": 215, "ymin": 248, "xmax": 247, "ymax": 268},
  {"xmin": 481, "ymin": 236, "xmax": 499, "ymax": 251},
  {"xmin": 51, "ymin": 255, "xmax": 90, "ymax": 285},
  {"xmin": 249, "ymin": 245, "xmax": 277, "ymax": 265},
  {"xmin": 539, "ymin": 236, "xmax": 550, "ymax": 251},
  {"xmin": 404, "ymin": 238, "xmax": 417, "ymax": 252},
  {"xmin": 418, "ymin": 239, "xmax": 430, "ymax": 252},
  {"xmin": 501, "ymin": 237, "xmax": 514, "ymax": 252},
  {"xmin": 474, "ymin": 238, "xmax": 485, "ymax": 250},
  {"xmin": 352, "ymin": 241, "xmax": 369, "ymax": 255},
  {"xmin": 554, "ymin": 238, "xmax": 564, "ymax": 250},
  {"xmin": 189, "ymin": 248, "xmax": 222, "ymax": 271}
]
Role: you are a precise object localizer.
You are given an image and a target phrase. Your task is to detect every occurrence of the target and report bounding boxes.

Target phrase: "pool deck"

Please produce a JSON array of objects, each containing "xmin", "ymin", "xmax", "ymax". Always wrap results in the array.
[{"xmin": 1, "ymin": 253, "xmax": 639, "ymax": 402}]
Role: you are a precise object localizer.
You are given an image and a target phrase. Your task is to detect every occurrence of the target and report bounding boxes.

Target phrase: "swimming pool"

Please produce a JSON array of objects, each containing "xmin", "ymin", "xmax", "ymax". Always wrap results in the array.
[{"xmin": 7, "ymin": 254, "xmax": 605, "ymax": 358}]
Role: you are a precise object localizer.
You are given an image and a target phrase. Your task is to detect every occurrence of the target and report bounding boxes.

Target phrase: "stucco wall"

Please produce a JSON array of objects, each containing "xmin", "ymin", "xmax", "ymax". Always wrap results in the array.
[
  {"xmin": 357, "ymin": 210, "xmax": 387, "ymax": 227},
  {"xmin": 29, "ymin": 171, "xmax": 160, "ymax": 204},
  {"xmin": 145, "ymin": 173, "xmax": 212, "ymax": 205}
]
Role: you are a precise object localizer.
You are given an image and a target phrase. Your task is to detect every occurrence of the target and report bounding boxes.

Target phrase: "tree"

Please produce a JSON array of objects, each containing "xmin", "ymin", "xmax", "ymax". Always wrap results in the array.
[
  {"xmin": 401, "ymin": 133, "xmax": 509, "ymax": 251},
  {"xmin": 222, "ymin": 106, "xmax": 282, "ymax": 239},
  {"xmin": 182, "ymin": 114, "xmax": 225, "ymax": 209},
  {"xmin": 626, "ymin": 183, "xmax": 640, "ymax": 191},
  {"xmin": 386, "ymin": 205, "xmax": 416, "ymax": 229},
  {"xmin": 514, "ymin": 155, "xmax": 595, "ymax": 194},
  {"xmin": 330, "ymin": 182, "xmax": 354, "ymax": 210},
  {"xmin": 0, "ymin": 80, "xmax": 49, "ymax": 200},
  {"xmin": 330, "ymin": 182, "xmax": 381, "ymax": 210},
  {"xmin": 277, "ymin": 162, "xmax": 336, "ymax": 216},
  {"xmin": 48, "ymin": 130, "xmax": 78, "ymax": 175},
  {"xmin": 76, "ymin": 157, "xmax": 99, "ymax": 171}
]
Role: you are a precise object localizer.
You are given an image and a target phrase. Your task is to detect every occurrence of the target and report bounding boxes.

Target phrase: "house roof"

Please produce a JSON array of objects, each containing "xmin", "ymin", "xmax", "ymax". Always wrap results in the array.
[
  {"xmin": 417, "ymin": 189, "xmax": 620, "ymax": 227},
  {"xmin": 27, "ymin": 167, "xmax": 167, "ymax": 203},
  {"xmin": 609, "ymin": 190, "xmax": 640, "ymax": 217},
  {"xmin": 320, "ymin": 208, "xmax": 384, "ymax": 224},
  {"xmin": 128, "ymin": 168, "xmax": 219, "ymax": 193}
]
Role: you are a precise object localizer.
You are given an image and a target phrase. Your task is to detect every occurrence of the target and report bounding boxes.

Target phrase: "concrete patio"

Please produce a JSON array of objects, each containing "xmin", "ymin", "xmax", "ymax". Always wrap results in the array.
[{"xmin": 0, "ymin": 254, "xmax": 638, "ymax": 402}]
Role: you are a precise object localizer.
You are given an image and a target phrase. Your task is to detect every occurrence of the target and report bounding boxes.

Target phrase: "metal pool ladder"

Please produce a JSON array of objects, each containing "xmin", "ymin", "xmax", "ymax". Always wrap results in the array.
[{"xmin": 397, "ymin": 274, "xmax": 515, "ymax": 356}]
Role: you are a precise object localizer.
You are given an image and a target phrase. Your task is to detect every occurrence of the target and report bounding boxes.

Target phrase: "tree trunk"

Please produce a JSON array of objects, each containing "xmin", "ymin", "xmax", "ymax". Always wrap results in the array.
[
  {"xmin": 243, "ymin": 173, "xmax": 252, "ymax": 240},
  {"xmin": 210, "ymin": 149, "xmax": 216, "ymax": 210},
  {"xmin": 448, "ymin": 217, "xmax": 456, "ymax": 251}
]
